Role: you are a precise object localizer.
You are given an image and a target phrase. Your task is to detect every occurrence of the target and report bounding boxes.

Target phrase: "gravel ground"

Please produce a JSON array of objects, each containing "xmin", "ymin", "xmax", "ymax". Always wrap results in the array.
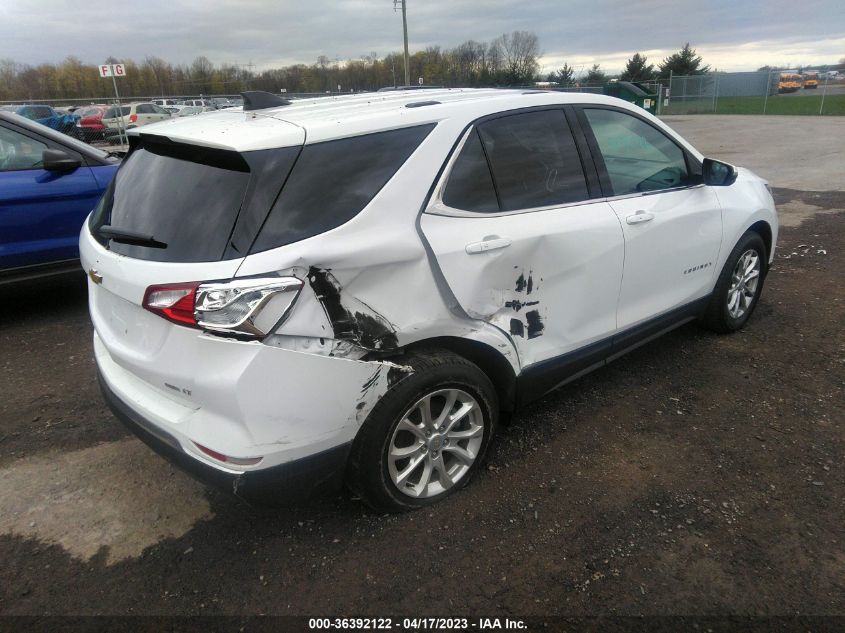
[{"xmin": 0, "ymin": 117, "xmax": 842, "ymax": 624}]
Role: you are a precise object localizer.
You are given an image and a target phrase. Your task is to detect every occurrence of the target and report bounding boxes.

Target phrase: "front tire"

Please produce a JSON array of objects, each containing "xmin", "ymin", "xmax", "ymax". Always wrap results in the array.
[
  {"xmin": 347, "ymin": 349, "xmax": 498, "ymax": 512},
  {"xmin": 702, "ymin": 230, "xmax": 767, "ymax": 333}
]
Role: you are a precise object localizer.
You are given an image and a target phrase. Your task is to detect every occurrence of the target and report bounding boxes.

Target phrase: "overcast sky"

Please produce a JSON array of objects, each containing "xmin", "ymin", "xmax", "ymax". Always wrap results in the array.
[{"xmin": 1, "ymin": 0, "xmax": 843, "ymax": 74}]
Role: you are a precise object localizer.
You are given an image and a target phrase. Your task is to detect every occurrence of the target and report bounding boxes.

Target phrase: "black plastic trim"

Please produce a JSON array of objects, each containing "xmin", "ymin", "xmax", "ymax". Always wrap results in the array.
[
  {"xmin": 516, "ymin": 295, "xmax": 710, "ymax": 406},
  {"xmin": 405, "ymin": 100, "xmax": 441, "ymax": 108},
  {"xmin": 0, "ymin": 259, "xmax": 82, "ymax": 286}
]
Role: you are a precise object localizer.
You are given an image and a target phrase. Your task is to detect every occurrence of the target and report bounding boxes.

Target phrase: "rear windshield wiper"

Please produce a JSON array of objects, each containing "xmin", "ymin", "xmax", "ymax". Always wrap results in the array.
[{"xmin": 97, "ymin": 225, "xmax": 168, "ymax": 249}]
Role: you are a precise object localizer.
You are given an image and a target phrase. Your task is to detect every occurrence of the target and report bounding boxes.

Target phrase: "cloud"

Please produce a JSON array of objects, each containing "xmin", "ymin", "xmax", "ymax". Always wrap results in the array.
[{"xmin": 1, "ymin": 0, "xmax": 842, "ymax": 72}]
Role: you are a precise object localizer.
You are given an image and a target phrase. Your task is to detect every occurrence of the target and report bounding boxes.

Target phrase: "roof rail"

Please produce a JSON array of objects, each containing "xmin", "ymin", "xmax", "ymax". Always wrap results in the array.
[
  {"xmin": 241, "ymin": 91, "xmax": 292, "ymax": 111},
  {"xmin": 405, "ymin": 100, "xmax": 441, "ymax": 108},
  {"xmin": 376, "ymin": 85, "xmax": 445, "ymax": 92}
]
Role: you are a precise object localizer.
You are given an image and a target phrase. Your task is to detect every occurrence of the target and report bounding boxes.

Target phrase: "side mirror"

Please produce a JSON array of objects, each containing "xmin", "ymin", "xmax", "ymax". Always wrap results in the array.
[
  {"xmin": 703, "ymin": 158, "xmax": 737, "ymax": 187},
  {"xmin": 42, "ymin": 149, "xmax": 81, "ymax": 172}
]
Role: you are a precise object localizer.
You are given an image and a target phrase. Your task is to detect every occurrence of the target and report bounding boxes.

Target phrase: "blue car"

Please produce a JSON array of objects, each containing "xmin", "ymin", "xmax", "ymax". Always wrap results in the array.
[
  {"xmin": 0, "ymin": 111, "xmax": 119, "ymax": 283},
  {"xmin": 1, "ymin": 104, "xmax": 78, "ymax": 134}
]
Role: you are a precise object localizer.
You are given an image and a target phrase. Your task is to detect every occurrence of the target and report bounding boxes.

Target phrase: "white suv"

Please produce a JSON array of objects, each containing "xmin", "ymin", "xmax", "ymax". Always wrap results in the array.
[{"xmin": 81, "ymin": 89, "xmax": 778, "ymax": 511}]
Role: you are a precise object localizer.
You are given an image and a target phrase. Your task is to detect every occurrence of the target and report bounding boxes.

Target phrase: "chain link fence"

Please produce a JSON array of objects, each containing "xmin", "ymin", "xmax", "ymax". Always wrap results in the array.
[
  {"xmin": 661, "ymin": 71, "xmax": 844, "ymax": 115},
  {"xmin": 2, "ymin": 72, "xmax": 843, "ymax": 151}
]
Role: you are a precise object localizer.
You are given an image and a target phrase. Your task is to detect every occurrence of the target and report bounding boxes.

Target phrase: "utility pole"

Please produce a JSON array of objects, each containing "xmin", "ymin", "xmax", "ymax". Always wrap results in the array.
[{"xmin": 394, "ymin": 0, "xmax": 410, "ymax": 86}]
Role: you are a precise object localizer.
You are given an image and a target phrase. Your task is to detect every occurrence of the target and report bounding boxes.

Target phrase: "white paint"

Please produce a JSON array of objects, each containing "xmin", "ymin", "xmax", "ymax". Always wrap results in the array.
[
  {"xmin": 609, "ymin": 186, "xmax": 723, "ymax": 329},
  {"xmin": 421, "ymin": 201, "xmax": 624, "ymax": 367}
]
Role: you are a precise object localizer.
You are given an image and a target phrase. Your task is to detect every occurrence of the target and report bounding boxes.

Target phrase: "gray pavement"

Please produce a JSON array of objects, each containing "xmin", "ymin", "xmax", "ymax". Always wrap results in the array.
[{"xmin": 663, "ymin": 114, "xmax": 845, "ymax": 192}]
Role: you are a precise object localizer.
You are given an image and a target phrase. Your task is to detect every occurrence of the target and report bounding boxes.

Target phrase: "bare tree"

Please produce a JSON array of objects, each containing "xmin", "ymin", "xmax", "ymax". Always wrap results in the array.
[{"xmin": 493, "ymin": 31, "xmax": 540, "ymax": 84}]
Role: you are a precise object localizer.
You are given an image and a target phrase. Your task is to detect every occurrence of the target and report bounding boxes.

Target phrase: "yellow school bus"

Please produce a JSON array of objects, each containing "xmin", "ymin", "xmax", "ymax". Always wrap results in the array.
[
  {"xmin": 802, "ymin": 72, "xmax": 818, "ymax": 89},
  {"xmin": 778, "ymin": 73, "xmax": 803, "ymax": 93}
]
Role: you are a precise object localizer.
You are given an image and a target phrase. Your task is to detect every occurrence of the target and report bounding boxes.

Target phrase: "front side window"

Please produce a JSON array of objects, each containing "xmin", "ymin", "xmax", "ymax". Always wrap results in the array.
[
  {"xmin": 584, "ymin": 108, "xmax": 691, "ymax": 195},
  {"xmin": 251, "ymin": 123, "xmax": 435, "ymax": 252},
  {"xmin": 477, "ymin": 109, "xmax": 588, "ymax": 211},
  {"xmin": 0, "ymin": 126, "xmax": 47, "ymax": 171}
]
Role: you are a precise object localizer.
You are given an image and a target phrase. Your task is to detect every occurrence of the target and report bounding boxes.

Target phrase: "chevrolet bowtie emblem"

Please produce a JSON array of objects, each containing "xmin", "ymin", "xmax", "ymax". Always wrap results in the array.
[{"xmin": 88, "ymin": 268, "xmax": 103, "ymax": 284}]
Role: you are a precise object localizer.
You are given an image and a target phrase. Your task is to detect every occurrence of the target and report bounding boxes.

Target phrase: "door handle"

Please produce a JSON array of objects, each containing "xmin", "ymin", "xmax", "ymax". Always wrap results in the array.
[
  {"xmin": 626, "ymin": 211, "xmax": 655, "ymax": 225},
  {"xmin": 465, "ymin": 237, "xmax": 512, "ymax": 254}
]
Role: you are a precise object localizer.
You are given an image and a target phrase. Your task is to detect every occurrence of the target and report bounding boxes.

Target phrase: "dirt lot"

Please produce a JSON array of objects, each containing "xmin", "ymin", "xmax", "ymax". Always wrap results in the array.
[{"xmin": 0, "ymin": 116, "xmax": 843, "ymax": 624}]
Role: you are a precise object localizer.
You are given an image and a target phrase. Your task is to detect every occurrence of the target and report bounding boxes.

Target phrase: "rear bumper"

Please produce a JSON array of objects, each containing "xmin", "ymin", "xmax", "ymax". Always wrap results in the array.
[{"xmin": 98, "ymin": 369, "xmax": 352, "ymax": 504}]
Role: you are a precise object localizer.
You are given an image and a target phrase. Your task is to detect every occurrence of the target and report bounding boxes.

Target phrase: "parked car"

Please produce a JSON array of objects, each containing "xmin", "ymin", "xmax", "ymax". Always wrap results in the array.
[
  {"xmin": 82, "ymin": 89, "xmax": 778, "ymax": 511},
  {"xmin": 211, "ymin": 97, "xmax": 237, "ymax": 109},
  {"xmin": 152, "ymin": 98, "xmax": 180, "ymax": 108},
  {"xmin": 2, "ymin": 104, "xmax": 77, "ymax": 134},
  {"xmin": 177, "ymin": 105, "xmax": 214, "ymax": 116},
  {"xmin": 101, "ymin": 102, "xmax": 172, "ymax": 132},
  {"xmin": 181, "ymin": 99, "xmax": 216, "ymax": 108},
  {"xmin": 73, "ymin": 105, "xmax": 110, "ymax": 142},
  {"xmin": 1, "ymin": 112, "xmax": 118, "ymax": 283}
]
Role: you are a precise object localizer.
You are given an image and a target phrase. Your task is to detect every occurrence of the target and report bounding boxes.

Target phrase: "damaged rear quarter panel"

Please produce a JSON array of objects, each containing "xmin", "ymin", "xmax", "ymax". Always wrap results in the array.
[
  {"xmin": 233, "ymin": 120, "xmax": 521, "ymax": 374},
  {"xmin": 187, "ymin": 336, "xmax": 413, "ymax": 459}
]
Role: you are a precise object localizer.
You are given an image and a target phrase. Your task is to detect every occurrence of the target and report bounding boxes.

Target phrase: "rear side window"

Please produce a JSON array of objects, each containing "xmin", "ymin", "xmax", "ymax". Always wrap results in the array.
[
  {"xmin": 583, "ymin": 108, "xmax": 691, "ymax": 195},
  {"xmin": 90, "ymin": 143, "xmax": 251, "ymax": 262},
  {"xmin": 477, "ymin": 110, "xmax": 588, "ymax": 211},
  {"xmin": 251, "ymin": 124, "xmax": 435, "ymax": 252},
  {"xmin": 442, "ymin": 131, "xmax": 499, "ymax": 213}
]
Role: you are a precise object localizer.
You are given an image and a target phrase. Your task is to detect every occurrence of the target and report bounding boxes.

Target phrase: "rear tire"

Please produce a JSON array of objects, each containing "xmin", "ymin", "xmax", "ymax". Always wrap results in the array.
[
  {"xmin": 701, "ymin": 231, "xmax": 767, "ymax": 333},
  {"xmin": 347, "ymin": 349, "xmax": 498, "ymax": 512}
]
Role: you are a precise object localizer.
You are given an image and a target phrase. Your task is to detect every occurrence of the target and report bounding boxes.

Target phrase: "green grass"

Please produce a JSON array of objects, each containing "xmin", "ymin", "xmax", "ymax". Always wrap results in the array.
[{"xmin": 662, "ymin": 94, "xmax": 845, "ymax": 116}]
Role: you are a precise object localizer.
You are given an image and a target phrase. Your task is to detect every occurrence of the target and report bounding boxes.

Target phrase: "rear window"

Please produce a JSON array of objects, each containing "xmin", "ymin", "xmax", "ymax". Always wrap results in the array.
[
  {"xmin": 104, "ymin": 106, "xmax": 130, "ymax": 118},
  {"xmin": 250, "ymin": 123, "xmax": 435, "ymax": 253},
  {"xmin": 29, "ymin": 106, "xmax": 53, "ymax": 118},
  {"xmin": 90, "ymin": 142, "xmax": 252, "ymax": 262}
]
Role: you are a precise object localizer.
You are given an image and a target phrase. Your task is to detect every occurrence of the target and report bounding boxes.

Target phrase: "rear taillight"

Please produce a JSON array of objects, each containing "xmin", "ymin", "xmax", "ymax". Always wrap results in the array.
[
  {"xmin": 142, "ymin": 277, "xmax": 303, "ymax": 338},
  {"xmin": 129, "ymin": 113, "xmax": 138, "ymax": 123},
  {"xmin": 142, "ymin": 282, "xmax": 200, "ymax": 327}
]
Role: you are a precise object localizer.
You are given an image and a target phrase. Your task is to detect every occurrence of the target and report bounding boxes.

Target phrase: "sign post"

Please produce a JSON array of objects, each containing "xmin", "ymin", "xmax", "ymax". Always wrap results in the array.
[{"xmin": 99, "ymin": 64, "xmax": 127, "ymax": 146}]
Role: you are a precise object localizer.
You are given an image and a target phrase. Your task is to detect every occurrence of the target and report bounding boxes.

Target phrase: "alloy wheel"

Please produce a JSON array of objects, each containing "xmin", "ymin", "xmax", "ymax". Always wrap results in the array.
[
  {"xmin": 727, "ymin": 249, "xmax": 761, "ymax": 319},
  {"xmin": 387, "ymin": 388, "xmax": 484, "ymax": 499}
]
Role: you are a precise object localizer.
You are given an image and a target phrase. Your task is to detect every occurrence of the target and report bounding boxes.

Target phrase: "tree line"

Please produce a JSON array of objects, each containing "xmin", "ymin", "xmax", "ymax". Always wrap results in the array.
[
  {"xmin": 0, "ymin": 31, "xmax": 541, "ymax": 101},
  {"xmin": 0, "ymin": 37, "xmax": 723, "ymax": 102},
  {"xmin": 547, "ymin": 44, "xmax": 711, "ymax": 86}
]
